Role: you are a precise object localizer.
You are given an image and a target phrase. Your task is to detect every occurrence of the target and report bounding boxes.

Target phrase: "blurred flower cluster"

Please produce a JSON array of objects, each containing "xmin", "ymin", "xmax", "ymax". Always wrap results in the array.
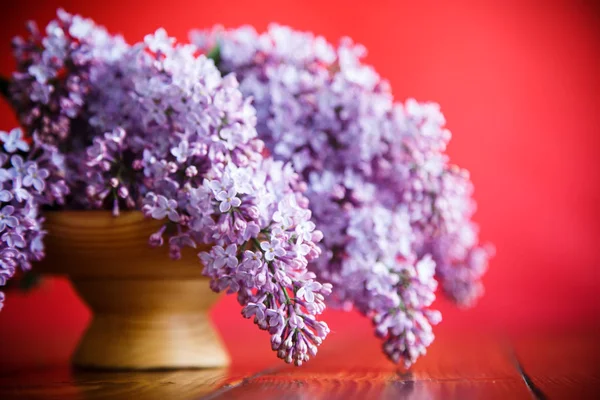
[
  {"xmin": 2, "ymin": 10, "xmax": 330, "ymax": 365},
  {"xmin": 0, "ymin": 127, "xmax": 67, "ymax": 310},
  {"xmin": 192, "ymin": 25, "xmax": 493, "ymax": 367}
]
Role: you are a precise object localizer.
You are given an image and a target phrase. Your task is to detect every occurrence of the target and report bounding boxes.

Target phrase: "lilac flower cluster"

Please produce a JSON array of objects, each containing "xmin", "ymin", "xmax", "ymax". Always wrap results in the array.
[
  {"xmin": 192, "ymin": 25, "xmax": 492, "ymax": 366},
  {"xmin": 5, "ymin": 11, "xmax": 330, "ymax": 365},
  {"xmin": 0, "ymin": 127, "xmax": 67, "ymax": 310},
  {"xmin": 9, "ymin": 9, "xmax": 126, "ymax": 144}
]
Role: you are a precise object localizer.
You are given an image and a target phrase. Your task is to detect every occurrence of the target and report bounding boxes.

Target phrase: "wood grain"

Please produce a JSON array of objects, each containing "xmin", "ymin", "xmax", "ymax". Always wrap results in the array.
[
  {"xmin": 33, "ymin": 211, "xmax": 229, "ymax": 370},
  {"xmin": 70, "ymin": 279, "xmax": 229, "ymax": 370},
  {"xmin": 511, "ymin": 331, "xmax": 600, "ymax": 399},
  {"xmin": 2, "ymin": 331, "xmax": 598, "ymax": 399},
  {"xmin": 36, "ymin": 211, "xmax": 211, "ymax": 278},
  {"xmin": 0, "ymin": 368, "xmax": 230, "ymax": 400},
  {"xmin": 203, "ymin": 332, "xmax": 533, "ymax": 400}
]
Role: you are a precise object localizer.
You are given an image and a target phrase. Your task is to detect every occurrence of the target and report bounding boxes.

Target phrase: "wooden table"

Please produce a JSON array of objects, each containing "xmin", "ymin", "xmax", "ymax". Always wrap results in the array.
[{"xmin": 0, "ymin": 331, "xmax": 598, "ymax": 399}]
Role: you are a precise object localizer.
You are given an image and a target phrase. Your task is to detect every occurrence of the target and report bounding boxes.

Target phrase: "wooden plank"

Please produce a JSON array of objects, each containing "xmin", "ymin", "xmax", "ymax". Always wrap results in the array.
[
  {"xmin": 203, "ymin": 372, "xmax": 532, "ymax": 400},
  {"xmin": 512, "ymin": 332, "xmax": 600, "ymax": 399},
  {"xmin": 10, "ymin": 331, "xmax": 596, "ymax": 399},
  {"xmin": 0, "ymin": 368, "xmax": 234, "ymax": 400},
  {"xmin": 204, "ymin": 331, "xmax": 532, "ymax": 399}
]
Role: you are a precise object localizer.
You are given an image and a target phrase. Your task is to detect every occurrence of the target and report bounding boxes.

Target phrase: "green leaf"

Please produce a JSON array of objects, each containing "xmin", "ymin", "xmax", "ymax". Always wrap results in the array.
[
  {"xmin": 18, "ymin": 271, "xmax": 42, "ymax": 291},
  {"xmin": 206, "ymin": 45, "xmax": 221, "ymax": 68},
  {"xmin": 3, "ymin": 270, "xmax": 43, "ymax": 292}
]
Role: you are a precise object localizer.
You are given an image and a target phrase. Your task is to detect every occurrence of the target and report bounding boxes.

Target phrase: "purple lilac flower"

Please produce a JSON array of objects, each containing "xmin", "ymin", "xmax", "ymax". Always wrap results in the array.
[
  {"xmin": 0, "ymin": 127, "xmax": 67, "ymax": 309},
  {"xmin": 151, "ymin": 196, "xmax": 180, "ymax": 222},
  {"xmin": 9, "ymin": 9, "xmax": 127, "ymax": 144},
  {"xmin": 215, "ymin": 188, "xmax": 241, "ymax": 213},
  {"xmin": 192, "ymin": 25, "xmax": 493, "ymax": 367},
  {"xmin": 7, "ymin": 11, "xmax": 331, "ymax": 366},
  {"xmin": 0, "ymin": 128, "xmax": 29, "ymax": 153}
]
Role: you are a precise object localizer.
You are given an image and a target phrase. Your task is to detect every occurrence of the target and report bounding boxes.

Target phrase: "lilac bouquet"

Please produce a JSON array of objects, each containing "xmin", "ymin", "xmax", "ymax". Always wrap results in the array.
[
  {"xmin": 1, "ymin": 11, "xmax": 331, "ymax": 366},
  {"xmin": 192, "ymin": 25, "xmax": 493, "ymax": 367},
  {"xmin": 0, "ymin": 10, "xmax": 491, "ymax": 368}
]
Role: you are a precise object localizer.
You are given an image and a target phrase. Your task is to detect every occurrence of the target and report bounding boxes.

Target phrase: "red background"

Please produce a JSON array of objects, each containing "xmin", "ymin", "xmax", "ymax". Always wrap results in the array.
[{"xmin": 1, "ymin": 0, "xmax": 599, "ymax": 368}]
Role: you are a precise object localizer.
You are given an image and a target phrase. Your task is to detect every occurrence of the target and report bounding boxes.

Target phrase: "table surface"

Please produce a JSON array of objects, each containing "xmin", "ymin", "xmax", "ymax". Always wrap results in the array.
[{"xmin": 0, "ymin": 331, "xmax": 598, "ymax": 400}]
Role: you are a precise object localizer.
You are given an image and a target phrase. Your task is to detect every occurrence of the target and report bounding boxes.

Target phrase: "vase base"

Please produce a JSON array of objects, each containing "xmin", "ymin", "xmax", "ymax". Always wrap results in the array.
[{"xmin": 70, "ymin": 279, "xmax": 230, "ymax": 370}]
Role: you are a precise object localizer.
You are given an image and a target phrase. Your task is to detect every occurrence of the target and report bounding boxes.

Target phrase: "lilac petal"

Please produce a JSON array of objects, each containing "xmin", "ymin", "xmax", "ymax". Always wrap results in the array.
[
  {"xmin": 11, "ymin": 156, "xmax": 23, "ymax": 169},
  {"xmin": 37, "ymin": 168, "xmax": 50, "ymax": 179},
  {"xmin": 156, "ymin": 195, "xmax": 168, "ymax": 208},
  {"xmin": 305, "ymin": 289, "xmax": 315, "ymax": 303},
  {"xmin": 151, "ymin": 208, "xmax": 167, "ymax": 220},
  {"xmin": 167, "ymin": 210, "xmax": 180, "ymax": 222},
  {"xmin": 226, "ymin": 244, "xmax": 237, "ymax": 256},
  {"xmin": 0, "ymin": 190, "xmax": 12, "ymax": 202},
  {"xmin": 219, "ymin": 202, "xmax": 231, "ymax": 213},
  {"xmin": 274, "ymin": 247, "xmax": 286, "ymax": 257},
  {"xmin": 32, "ymin": 178, "xmax": 46, "ymax": 192},
  {"xmin": 215, "ymin": 191, "xmax": 228, "ymax": 201},
  {"xmin": 5, "ymin": 216, "xmax": 19, "ymax": 229},
  {"xmin": 22, "ymin": 175, "xmax": 33, "ymax": 187},
  {"xmin": 2, "ymin": 206, "xmax": 14, "ymax": 216},
  {"xmin": 17, "ymin": 141, "xmax": 30, "ymax": 152},
  {"xmin": 213, "ymin": 257, "xmax": 226, "ymax": 269}
]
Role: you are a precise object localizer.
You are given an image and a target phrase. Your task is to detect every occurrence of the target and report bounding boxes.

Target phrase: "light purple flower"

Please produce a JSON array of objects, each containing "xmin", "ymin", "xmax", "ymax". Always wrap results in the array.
[
  {"xmin": 0, "ymin": 128, "xmax": 30, "ymax": 153},
  {"xmin": 216, "ymin": 188, "xmax": 241, "ymax": 212},
  {"xmin": 213, "ymin": 244, "xmax": 238, "ymax": 269},
  {"xmin": 242, "ymin": 250, "xmax": 263, "ymax": 271},
  {"xmin": 170, "ymin": 141, "xmax": 189, "ymax": 163},
  {"xmin": 242, "ymin": 222, "xmax": 261, "ymax": 241},
  {"xmin": 144, "ymin": 28, "xmax": 175, "ymax": 54},
  {"xmin": 291, "ymin": 237, "xmax": 310, "ymax": 258},
  {"xmin": 151, "ymin": 195, "xmax": 180, "ymax": 222},
  {"xmin": 297, "ymin": 281, "xmax": 322, "ymax": 303},
  {"xmin": 0, "ymin": 206, "xmax": 19, "ymax": 232},
  {"xmin": 86, "ymin": 138, "xmax": 106, "ymax": 166},
  {"xmin": 2, "ymin": 231, "xmax": 26, "ymax": 248},
  {"xmin": 23, "ymin": 164, "xmax": 50, "ymax": 192},
  {"xmin": 266, "ymin": 308, "xmax": 285, "ymax": 329},
  {"xmin": 260, "ymin": 238, "xmax": 286, "ymax": 261},
  {"xmin": 242, "ymin": 301, "xmax": 266, "ymax": 322},
  {"xmin": 295, "ymin": 220, "xmax": 316, "ymax": 242},
  {"xmin": 12, "ymin": 182, "xmax": 30, "ymax": 203},
  {"xmin": 9, "ymin": 155, "xmax": 28, "ymax": 180}
]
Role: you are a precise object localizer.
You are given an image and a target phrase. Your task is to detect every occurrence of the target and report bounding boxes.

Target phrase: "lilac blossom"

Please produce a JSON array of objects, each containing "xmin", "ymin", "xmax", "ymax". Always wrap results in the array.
[
  {"xmin": 151, "ymin": 196, "xmax": 180, "ymax": 222},
  {"xmin": 216, "ymin": 188, "xmax": 241, "ymax": 212},
  {"xmin": 0, "ymin": 128, "xmax": 29, "ymax": 153},
  {"xmin": 192, "ymin": 25, "xmax": 493, "ymax": 367},
  {"xmin": 5, "ymin": 11, "xmax": 331, "ymax": 366},
  {"xmin": 0, "ymin": 128, "xmax": 68, "ymax": 310},
  {"xmin": 9, "ymin": 9, "xmax": 127, "ymax": 144},
  {"xmin": 260, "ymin": 238, "xmax": 285, "ymax": 261},
  {"xmin": 23, "ymin": 164, "xmax": 50, "ymax": 191}
]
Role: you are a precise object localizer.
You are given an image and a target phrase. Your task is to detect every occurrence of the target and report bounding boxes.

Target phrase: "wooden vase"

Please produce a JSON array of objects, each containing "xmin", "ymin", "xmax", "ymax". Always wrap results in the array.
[{"xmin": 35, "ymin": 211, "xmax": 230, "ymax": 370}]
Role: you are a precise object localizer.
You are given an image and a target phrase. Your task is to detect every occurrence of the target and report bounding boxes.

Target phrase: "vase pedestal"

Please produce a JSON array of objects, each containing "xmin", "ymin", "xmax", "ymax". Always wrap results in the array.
[
  {"xmin": 36, "ymin": 211, "xmax": 229, "ymax": 370},
  {"xmin": 70, "ymin": 279, "xmax": 228, "ymax": 370}
]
